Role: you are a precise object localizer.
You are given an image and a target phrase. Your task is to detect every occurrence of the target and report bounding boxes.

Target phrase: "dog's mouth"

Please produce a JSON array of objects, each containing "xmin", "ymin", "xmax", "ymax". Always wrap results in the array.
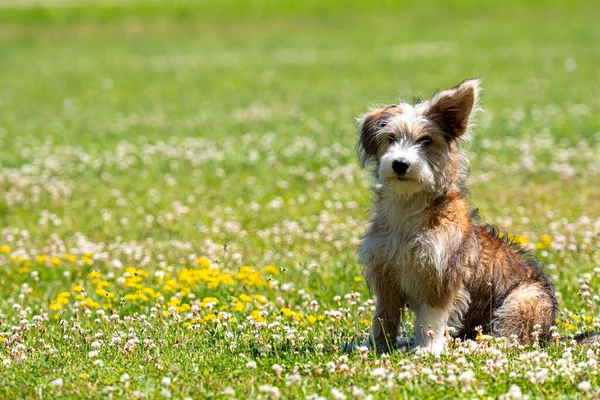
[{"xmin": 382, "ymin": 174, "xmax": 420, "ymax": 185}]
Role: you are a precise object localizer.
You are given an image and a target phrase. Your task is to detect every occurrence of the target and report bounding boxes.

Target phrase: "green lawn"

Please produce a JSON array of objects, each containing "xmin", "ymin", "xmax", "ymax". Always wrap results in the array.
[{"xmin": 1, "ymin": 0, "xmax": 600, "ymax": 398}]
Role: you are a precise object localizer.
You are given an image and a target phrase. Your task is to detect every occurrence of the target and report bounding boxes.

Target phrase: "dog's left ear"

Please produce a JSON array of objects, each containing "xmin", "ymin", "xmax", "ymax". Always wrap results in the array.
[{"xmin": 426, "ymin": 79, "xmax": 481, "ymax": 139}]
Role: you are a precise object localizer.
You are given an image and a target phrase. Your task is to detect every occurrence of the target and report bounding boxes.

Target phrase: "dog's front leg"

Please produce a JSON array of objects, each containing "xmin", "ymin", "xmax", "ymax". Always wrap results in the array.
[
  {"xmin": 413, "ymin": 303, "xmax": 450, "ymax": 355},
  {"xmin": 369, "ymin": 282, "xmax": 405, "ymax": 354}
]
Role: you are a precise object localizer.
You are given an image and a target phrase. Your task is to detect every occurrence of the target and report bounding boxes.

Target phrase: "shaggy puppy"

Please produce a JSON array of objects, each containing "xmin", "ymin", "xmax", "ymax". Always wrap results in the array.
[{"xmin": 356, "ymin": 79, "xmax": 558, "ymax": 354}]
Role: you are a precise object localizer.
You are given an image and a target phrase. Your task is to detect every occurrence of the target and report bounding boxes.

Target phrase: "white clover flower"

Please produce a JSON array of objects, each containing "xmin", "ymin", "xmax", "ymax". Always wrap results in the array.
[
  {"xmin": 578, "ymin": 381, "xmax": 592, "ymax": 392},
  {"xmin": 272, "ymin": 363, "xmax": 283, "ymax": 377},
  {"xmin": 222, "ymin": 387, "xmax": 235, "ymax": 396},
  {"xmin": 50, "ymin": 378, "xmax": 63, "ymax": 387},
  {"xmin": 330, "ymin": 388, "xmax": 346, "ymax": 400}
]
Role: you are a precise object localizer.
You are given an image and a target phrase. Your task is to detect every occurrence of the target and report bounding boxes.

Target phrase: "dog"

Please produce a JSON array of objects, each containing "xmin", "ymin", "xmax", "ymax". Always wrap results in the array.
[{"xmin": 356, "ymin": 79, "xmax": 560, "ymax": 354}]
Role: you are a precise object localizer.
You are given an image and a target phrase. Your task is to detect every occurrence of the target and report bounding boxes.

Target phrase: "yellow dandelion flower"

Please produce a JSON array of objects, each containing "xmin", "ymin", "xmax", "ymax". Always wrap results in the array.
[
  {"xmin": 57, "ymin": 296, "xmax": 70, "ymax": 305},
  {"xmin": 64, "ymin": 254, "xmax": 77, "ymax": 263},
  {"xmin": 72, "ymin": 285, "xmax": 83, "ymax": 293},
  {"xmin": 263, "ymin": 265, "xmax": 278, "ymax": 274},
  {"xmin": 97, "ymin": 280, "xmax": 110, "ymax": 289},
  {"xmin": 167, "ymin": 298, "xmax": 181, "ymax": 307},
  {"xmin": 126, "ymin": 279, "xmax": 140, "ymax": 287},
  {"xmin": 239, "ymin": 294, "xmax": 253, "ymax": 303},
  {"xmin": 202, "ymin": 314, "xmax": 217, "ymax": 322},
  {"xmin": 250, "ymin": 310, "xmax": 265, "ymax": 323},
  {"xmin": 219, "ymin": 275, "xmax": 235, "ymax": 286},
  {"xmin": 178, "ymin": 304, "xmax": 191, "ymax": 312},
  {"xmin": 81, "ymin": 298, "xmax": 99, "ymax": 309},
  {"xmin": 514, "ymin": 235, "xmax": 529, "ymax": 245},
  {"xmin": 0, "ymin": 245, "xmax": 12, "ymax": 254},
  {"xmin": 49, "ymin": 302, "xmax": 62, "ymax": 311},
  {"xmin": 235, "ymin": 266, "xmax": 265, "ymax": 286},
  {"xmin": 50, "ymin": 257, "xmax": 62, "ymax": 265},
  {"xmin": 307, "ymin": 315, "xmax": 317, "ymax": 324},
  {"xmin": 353, "ymin": 276, "xmax": 362, "ymax": 282},
  {"xmin": 541, "ymin": 234, "xmax": 552, "ymax": 246},
  {"xmin": 96, "ymin": 289, "xmax": 114, "ymax": 299},
  {"xmin": 35, "ymin": 255, "xmax": 48, "ymax": 263},
  {"xmin": 88, "ymin": 271, "xmax": 102, "ymax": 280},
  {"xmin": 195, "ymin": 257, "xmax": 211, "ymax": 268},
  {"xmin": 254, "ymin": 295, "xmax": 268, "ymax": 304},
  {"xmin": 184, "ymin": 319, "xmax": 197, "ymax": 328},
  {"xmin": 202, "ymin": 297, "xmax": 219, "ymax": 304},
  {"xmin": 82, "ymin": 255, "xmax": 93, "ymax": 264},
  {"xmin": 281, "ymin": 308, "xmax": 293, "ymax": 317}
]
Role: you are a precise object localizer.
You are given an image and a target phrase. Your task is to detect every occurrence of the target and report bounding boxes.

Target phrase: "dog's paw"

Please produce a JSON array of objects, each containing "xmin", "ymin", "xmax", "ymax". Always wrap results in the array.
[
  {"xmin": 341, "ymin": 342, "xmax": 358, "ymax": 353},
  {"xmin": 343, "ymin": 337, "xmax": 416, "ymax": 354},
  {"xmin": 412, "ymin": 339, "xmax": 447, "ymax": 355},
  {"xmin": 396, "ymin": 337, "xmax": 415, "ymax": 353}
]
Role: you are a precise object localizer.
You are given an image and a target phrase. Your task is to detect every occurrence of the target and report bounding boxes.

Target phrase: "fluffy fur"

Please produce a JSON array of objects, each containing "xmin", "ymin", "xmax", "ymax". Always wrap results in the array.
[{"xmin": 356, "ymin": 79, "xmax": 560, "ymax": 354}]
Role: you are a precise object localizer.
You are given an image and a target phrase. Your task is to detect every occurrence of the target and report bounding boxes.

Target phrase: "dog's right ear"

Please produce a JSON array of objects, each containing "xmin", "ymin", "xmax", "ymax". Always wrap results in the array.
[{"xmin": 356, "ymin": 106, "xmax": 397, "ymax": 167}]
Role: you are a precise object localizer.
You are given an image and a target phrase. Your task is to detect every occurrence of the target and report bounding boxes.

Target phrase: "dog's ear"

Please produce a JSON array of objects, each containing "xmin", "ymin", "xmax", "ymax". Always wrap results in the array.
[
  {"xmin": 426, "ymin": 79, "xmax": 481, "ymax": 139},
  {"xmin": 356, "ymin": 106, "xmax": 398, "ymax": 167}
]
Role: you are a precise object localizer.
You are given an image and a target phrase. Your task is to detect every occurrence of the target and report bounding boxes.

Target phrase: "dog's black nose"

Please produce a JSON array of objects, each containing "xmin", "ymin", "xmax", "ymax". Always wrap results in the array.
[{"xmin": 392, "ymin": 160, "xmax": 410, "ymax": 175}]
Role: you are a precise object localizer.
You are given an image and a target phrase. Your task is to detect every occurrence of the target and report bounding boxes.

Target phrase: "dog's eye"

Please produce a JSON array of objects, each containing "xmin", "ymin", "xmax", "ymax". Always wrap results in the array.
[
  {"xmin": 418, "ymin": 137, "xmax": 433, "ymax": 146},
  {"xmin": 378, "ymin": 120, "xmax": 388, "ymax": 128},
  {"xmin": 388, "ymin": 136, "xmax": 397, "ymax": 144}
]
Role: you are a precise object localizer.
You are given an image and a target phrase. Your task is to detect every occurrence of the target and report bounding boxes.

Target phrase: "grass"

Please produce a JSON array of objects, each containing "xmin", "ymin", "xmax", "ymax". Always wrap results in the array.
[{"xmin": 0, "ymin": 0, "xmax": 600, "ymax": 398}]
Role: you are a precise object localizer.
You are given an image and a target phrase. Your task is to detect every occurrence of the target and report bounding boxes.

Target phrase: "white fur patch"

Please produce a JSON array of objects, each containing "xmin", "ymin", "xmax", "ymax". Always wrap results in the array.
[{"xmin": 414, "ymin": 303, "xmax": 450, "ymax": 355}]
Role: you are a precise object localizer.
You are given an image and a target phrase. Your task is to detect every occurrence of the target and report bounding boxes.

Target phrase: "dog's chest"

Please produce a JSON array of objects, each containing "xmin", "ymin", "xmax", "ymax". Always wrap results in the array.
[{"xmin": 360, "ymin": 214, "xmax": 445, "ymax": 302}]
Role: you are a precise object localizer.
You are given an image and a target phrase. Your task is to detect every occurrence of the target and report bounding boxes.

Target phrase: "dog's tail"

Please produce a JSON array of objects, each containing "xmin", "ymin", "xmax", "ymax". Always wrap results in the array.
[{"xmin": 574, "ymin": 331, "xmax": 600, "ymax": 346}]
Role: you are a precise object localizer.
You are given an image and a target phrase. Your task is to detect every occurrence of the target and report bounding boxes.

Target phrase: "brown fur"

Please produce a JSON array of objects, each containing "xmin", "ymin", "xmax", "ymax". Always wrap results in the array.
[{"xmin": 357, "ymin": 106, "xmax": 403, "ymax": 167}]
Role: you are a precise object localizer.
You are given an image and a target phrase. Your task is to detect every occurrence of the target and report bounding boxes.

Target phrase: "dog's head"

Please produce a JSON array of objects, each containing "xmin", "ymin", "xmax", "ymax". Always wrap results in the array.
[{"xmin": 357, "ymin": 79, "xmax": 481, "ymax": 198}]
